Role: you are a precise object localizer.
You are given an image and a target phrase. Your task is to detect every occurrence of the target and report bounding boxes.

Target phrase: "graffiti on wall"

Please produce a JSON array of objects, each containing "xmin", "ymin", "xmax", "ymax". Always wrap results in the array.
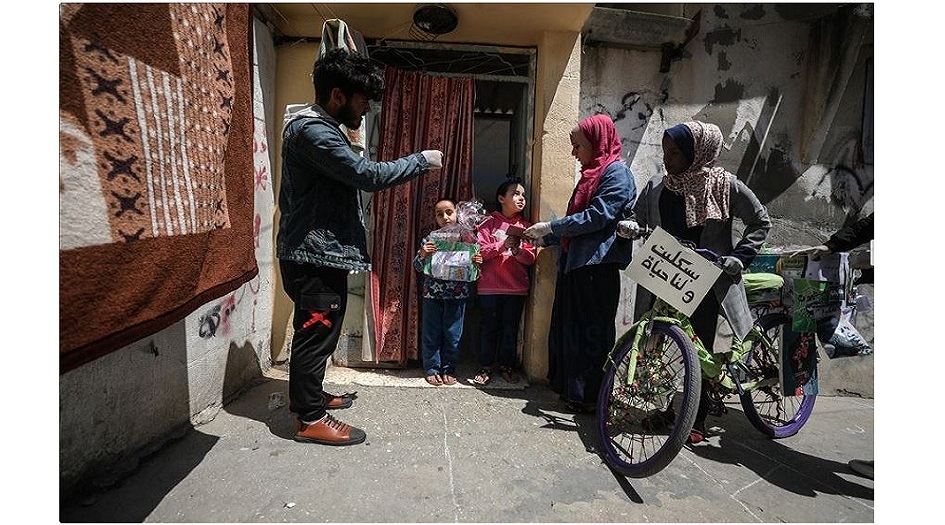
[
  {"xmin": 589, "ymin": 88, "xmax": 668, "ymax": 162},
  {"xmin": 198, "ymin": 293, "xmax": 236, "ymax": 339},
  {"xmin": 812, "ymin": 139, "xmax": 873, "ymax": 217},
  {"xmin": 197, "ymin": 276, "xmax": 262, "ymax": 339},
  {"xmin": 198, "ymin": 115, "xmax": 273, "ymax": 340}
]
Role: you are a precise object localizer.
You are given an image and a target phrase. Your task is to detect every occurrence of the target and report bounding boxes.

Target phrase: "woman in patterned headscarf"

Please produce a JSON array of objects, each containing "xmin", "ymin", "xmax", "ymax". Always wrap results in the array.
[
  {"xmin": 523, "ymin": 114, "xmax": 637, "ymax": 413},
  {"xmin": 622, "ymin": 120, "xmax": 771, "ymax": 443}
]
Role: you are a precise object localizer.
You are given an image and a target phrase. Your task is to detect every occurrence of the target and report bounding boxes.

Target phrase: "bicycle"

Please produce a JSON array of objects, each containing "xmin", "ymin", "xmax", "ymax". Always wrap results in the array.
[{"xmin": 596, "ymin": 228, "xmax": 816, "ymax": 478}]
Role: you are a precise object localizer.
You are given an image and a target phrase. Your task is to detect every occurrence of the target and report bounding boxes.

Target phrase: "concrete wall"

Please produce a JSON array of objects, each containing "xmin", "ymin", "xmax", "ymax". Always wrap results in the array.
[
  {"xmin": 578, "ymin": 4, "xmax": 874, "ymax": 396},
  {"xmin": 269, "ymin": 42, "xmax": 318, "ymax": 364},
  {"xmin": 59, "ymin": 17, "xmax": 279, "ymax": 502},
  {"xmin": 520, "ymin": 31, "xmax": 584, "ymax": 384}
]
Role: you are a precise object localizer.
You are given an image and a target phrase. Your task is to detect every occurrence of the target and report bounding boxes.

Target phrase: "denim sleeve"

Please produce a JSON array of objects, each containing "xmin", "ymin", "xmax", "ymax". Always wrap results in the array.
[
  {"xmin": 550, "ymin": 164, "xmax": 637, "ymax": 238},
  {"xmin": 294, "ymin": 120, "xmax": 429, "ymax": 191}
]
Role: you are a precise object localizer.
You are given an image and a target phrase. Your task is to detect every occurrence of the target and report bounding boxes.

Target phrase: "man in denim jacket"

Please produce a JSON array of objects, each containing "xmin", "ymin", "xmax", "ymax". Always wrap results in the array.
[{"xmin": 278, "ymin": 49, "xmax": 443, "ymax": 446}]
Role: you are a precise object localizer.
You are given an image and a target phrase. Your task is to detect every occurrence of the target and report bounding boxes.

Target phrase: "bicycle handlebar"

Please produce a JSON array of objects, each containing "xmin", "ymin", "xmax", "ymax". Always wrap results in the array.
[{"xmin": 632, "ymin": 226, "xmax": 720, "ymax": 263}]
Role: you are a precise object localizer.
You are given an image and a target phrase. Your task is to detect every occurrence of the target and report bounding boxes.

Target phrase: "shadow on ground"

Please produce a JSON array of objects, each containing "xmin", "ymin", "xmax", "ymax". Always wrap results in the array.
[
  {"xmin": 60, "ymin": 431, "xmax": 219, "ymax": 523},
  {"xmin": 685, "ymin": 404, "xmax": 874, "ymax": 501}
]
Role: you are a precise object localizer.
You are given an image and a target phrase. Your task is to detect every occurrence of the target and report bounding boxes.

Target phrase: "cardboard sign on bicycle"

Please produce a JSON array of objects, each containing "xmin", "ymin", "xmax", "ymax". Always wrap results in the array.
[{"xmin": 628, "ymin": 226, "xmax": 722, "ymax": 317}]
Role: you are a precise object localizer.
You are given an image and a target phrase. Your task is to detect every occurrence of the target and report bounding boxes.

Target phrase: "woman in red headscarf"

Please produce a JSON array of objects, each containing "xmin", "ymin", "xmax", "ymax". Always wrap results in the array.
[{"xmin": 524, "ymin": 114, "xmax": 637, "ymax": 413}]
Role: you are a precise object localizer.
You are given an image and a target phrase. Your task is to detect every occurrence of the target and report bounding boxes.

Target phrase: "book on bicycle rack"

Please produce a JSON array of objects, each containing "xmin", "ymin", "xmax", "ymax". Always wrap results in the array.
[
  {"xmin": 781, "ymin": 326, "xmax": 819, "ymax": 396},
  {"xmin": 791, "ymin": 278, "xmax": 841, "ymax": 332}
]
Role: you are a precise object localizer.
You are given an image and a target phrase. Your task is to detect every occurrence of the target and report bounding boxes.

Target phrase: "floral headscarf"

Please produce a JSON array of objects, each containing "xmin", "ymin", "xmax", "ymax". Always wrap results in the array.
[
  {"xmin": 567, "ymin": 114, "xmax": 623, "ymax": 216},
  {"xmin": 663, "ymin": 120, "xmax": 731, "ymax": 228}
]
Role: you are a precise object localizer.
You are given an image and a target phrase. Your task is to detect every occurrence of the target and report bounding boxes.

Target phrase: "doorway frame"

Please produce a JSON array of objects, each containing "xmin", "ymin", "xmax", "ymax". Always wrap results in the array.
[{"xmin": 336, "ymin": 40, "xmax": 538, "ymax": 368}]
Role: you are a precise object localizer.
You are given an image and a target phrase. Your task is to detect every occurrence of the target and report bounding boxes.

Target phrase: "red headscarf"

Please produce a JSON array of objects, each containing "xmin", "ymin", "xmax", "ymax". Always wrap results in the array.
[{"xmin": 567, "ymin": 114, "xmax": 623, "ymax": 216}]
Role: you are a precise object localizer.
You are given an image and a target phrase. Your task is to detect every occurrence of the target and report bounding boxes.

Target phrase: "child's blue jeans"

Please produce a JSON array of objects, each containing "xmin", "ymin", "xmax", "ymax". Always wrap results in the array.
[{"xmin": 421, "ymin": 297, "xmax": 466, "ymax": 375}]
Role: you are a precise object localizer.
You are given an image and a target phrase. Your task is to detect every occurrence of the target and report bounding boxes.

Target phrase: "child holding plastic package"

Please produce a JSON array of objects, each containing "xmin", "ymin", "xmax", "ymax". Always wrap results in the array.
[
  {"xmin": 413, "ymin": 198, "xmax": 483, "ymax": 386},
  {"xmin": 473, "ymin": 178, "xmax": 537, "ymax": 385}
]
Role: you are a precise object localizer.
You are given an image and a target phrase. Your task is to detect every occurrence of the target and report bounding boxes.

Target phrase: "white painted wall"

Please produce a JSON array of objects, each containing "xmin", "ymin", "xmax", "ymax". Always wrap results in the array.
[{"xmin": 60, "ymin": 17, "xmax": 278, "ymax": 500}]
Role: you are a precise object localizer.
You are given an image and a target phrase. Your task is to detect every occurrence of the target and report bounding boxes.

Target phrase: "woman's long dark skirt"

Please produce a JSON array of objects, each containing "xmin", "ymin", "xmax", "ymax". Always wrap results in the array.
[{"xmin": 547, "ymin": 262, "xmax": 621, "ymax": 405}]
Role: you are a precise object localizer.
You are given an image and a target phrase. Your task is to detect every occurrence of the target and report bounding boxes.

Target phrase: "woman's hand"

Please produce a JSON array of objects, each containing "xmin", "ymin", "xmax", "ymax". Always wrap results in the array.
[
  {"xmin": 523, "ymin": 222, "xmax": 552, "ymax": 240},
  {"xmin": 718, "ymin": 256, "xmax": 744, "ymax": 276},
  {"xmin": 472, "ymin": 253, "xmax": 483, "ymax": 265},
  {"xmin": 616, "ymin": 220, "xmax": 640, "ymax": 239}
]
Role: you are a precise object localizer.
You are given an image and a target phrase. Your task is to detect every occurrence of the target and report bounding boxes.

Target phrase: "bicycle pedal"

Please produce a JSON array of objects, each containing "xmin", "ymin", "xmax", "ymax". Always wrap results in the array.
[{"xmin": 708, "ymin": 401, "xmax": 728, "ymax": 417}]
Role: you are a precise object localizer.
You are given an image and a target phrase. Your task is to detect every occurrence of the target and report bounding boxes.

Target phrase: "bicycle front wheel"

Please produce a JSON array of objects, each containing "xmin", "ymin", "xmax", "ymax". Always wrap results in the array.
[
  {"xmin": 596, "ymin": 321, "xmax": 700, "ymax": 478},
  {"xmin": 739, "ymin": 313, "xmax": 817, "ymax": 438}
]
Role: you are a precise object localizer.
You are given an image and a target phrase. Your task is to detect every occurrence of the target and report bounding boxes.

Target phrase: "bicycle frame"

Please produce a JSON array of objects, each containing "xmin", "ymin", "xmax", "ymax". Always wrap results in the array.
[
  {"xmin": 608, "ymin": 296, "xmax": 780, "ymax": 398},
  {"xmin": 598, "ymin": 228, "xmax": 825, "ymax": 476}
]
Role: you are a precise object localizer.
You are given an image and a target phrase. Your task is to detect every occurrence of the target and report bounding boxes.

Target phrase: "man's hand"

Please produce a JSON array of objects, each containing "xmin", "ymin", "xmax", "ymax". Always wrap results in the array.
[
  {"xmin": 719, "ymin": 256, "xmax": 744, "ymax": 276},
  {"xmin": 787, "ymin": 244, "xmax": 831, "ymax": 259},
  {"xmin": 523, "ymin": 222, "xmax": 552, "ymax": 240},
  {"xmin": 421, "ymin": 150, "xmax": 443, "ymax": 168},
  {"xmin": 616, "ymin": 220, "xmax": 640, "ymax": 239},
  {"xmin": 472, "ymin": 253, "xmax": 483, "ymax": 265}
]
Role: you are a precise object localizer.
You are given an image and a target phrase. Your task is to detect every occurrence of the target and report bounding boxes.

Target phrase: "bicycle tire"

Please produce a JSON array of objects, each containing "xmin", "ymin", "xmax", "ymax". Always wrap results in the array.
[
  {"xmin": 596, "ymin": 321, "xmax": 700, "ymax": 478},
  {"xmin": 739, "ymin": 313, "xmax": 817, "ymax": 438}
]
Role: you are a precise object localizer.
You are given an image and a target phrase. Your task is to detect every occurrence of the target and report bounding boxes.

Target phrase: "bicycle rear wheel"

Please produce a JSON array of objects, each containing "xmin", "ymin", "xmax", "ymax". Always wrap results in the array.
[
  {"xmin": 596, "ymin": 321, "xmax": 700, "ymax": 478},
  {"xmin": 738, "ymin": 313, "xmax": 816, "ymax": 438}
]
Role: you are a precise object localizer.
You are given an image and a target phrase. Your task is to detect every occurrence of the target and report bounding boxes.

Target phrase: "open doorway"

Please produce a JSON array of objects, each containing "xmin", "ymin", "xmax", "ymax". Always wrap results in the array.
[
  {"xmin": 334, "ymin": 41, "xmax": 536, "ymax": 369},
  {"xmin": 472, "ymin": 80, "xmax": 531, "ymax": 208},
  {"xmin": 368, "ymin": 42, "xmax": 534, "ymax": 208}
]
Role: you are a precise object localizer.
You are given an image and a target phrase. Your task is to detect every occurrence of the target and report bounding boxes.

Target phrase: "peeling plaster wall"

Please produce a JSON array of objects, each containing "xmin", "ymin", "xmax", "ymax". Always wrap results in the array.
[
  {"xmin": 59, "ymin": 18, "xmax": 278, "ymax": 502},
  {"xmin": 580, "ymin": 4, "xmax": 874, "ymax": 396}
]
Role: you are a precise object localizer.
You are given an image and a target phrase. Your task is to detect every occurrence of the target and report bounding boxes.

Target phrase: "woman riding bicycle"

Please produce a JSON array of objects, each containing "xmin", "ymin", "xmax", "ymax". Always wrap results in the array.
[{"xmin": 618, "ymin": 120, "xmax": 770, "ymax": 443}]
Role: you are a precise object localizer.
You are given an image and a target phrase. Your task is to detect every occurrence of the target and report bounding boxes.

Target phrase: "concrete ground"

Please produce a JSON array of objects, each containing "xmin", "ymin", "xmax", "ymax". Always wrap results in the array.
[{"xmin": 61, "ymin": 359, "xmax": 875, "ymax": 523}]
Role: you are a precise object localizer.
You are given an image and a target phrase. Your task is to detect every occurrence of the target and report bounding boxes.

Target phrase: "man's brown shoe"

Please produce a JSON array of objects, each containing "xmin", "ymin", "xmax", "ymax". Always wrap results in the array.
[
  {"xmin": 323, "ymin": 391, "xmax": 354, "ymax": 410},
  {"xmin": 294, "ymin": 414, "xmax": 366, "ymax": 446}
]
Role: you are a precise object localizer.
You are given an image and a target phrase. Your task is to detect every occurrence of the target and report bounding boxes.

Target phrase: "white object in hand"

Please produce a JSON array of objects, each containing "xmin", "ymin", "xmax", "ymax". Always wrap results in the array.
[
  {"xmin": 421, "ymin": 150, "xmax": 443, "ymax": 168},
  {"xmin": 523, "ymin": 222, "xmax": 552, "ymax": 239},
  {"xmin": 616, "ymin": 220, "xmax": 640, "ymax": 239}
]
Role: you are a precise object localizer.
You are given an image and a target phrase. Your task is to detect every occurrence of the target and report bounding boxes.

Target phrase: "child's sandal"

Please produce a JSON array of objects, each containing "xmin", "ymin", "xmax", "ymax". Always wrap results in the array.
[
  {"xmin": 499, "ymin": 366, "xmax": 520, "ymax": 384},
  {"xmin": 472, "ymin": 368, "xmax": 491, "ymax": 386}
]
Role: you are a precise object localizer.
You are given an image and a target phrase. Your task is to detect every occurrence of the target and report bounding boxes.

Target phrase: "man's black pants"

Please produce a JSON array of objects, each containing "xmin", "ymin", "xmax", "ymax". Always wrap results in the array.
[{"xmin": 280, "ymin": 261, "xmax": 348, "ymax": 422}]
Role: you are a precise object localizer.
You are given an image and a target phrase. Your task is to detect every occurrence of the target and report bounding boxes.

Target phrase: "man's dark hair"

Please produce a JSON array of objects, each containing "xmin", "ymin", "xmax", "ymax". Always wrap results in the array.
[{"xmin": 312, "ymin": 48, "xmax": 384, "ymax": 105}]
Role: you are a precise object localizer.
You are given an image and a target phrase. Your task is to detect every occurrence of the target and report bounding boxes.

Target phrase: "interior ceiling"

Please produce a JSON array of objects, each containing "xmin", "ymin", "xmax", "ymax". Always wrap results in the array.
[{"xmin": 261, "ymin": 3, "xmax": 595, "ymax": 47}]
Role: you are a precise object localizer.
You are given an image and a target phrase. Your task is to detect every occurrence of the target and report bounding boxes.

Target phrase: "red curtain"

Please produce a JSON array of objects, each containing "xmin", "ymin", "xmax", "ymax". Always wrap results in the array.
[{"xmin": 370, "ymin": 67, "xmax": 474, "ymax": 364}]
